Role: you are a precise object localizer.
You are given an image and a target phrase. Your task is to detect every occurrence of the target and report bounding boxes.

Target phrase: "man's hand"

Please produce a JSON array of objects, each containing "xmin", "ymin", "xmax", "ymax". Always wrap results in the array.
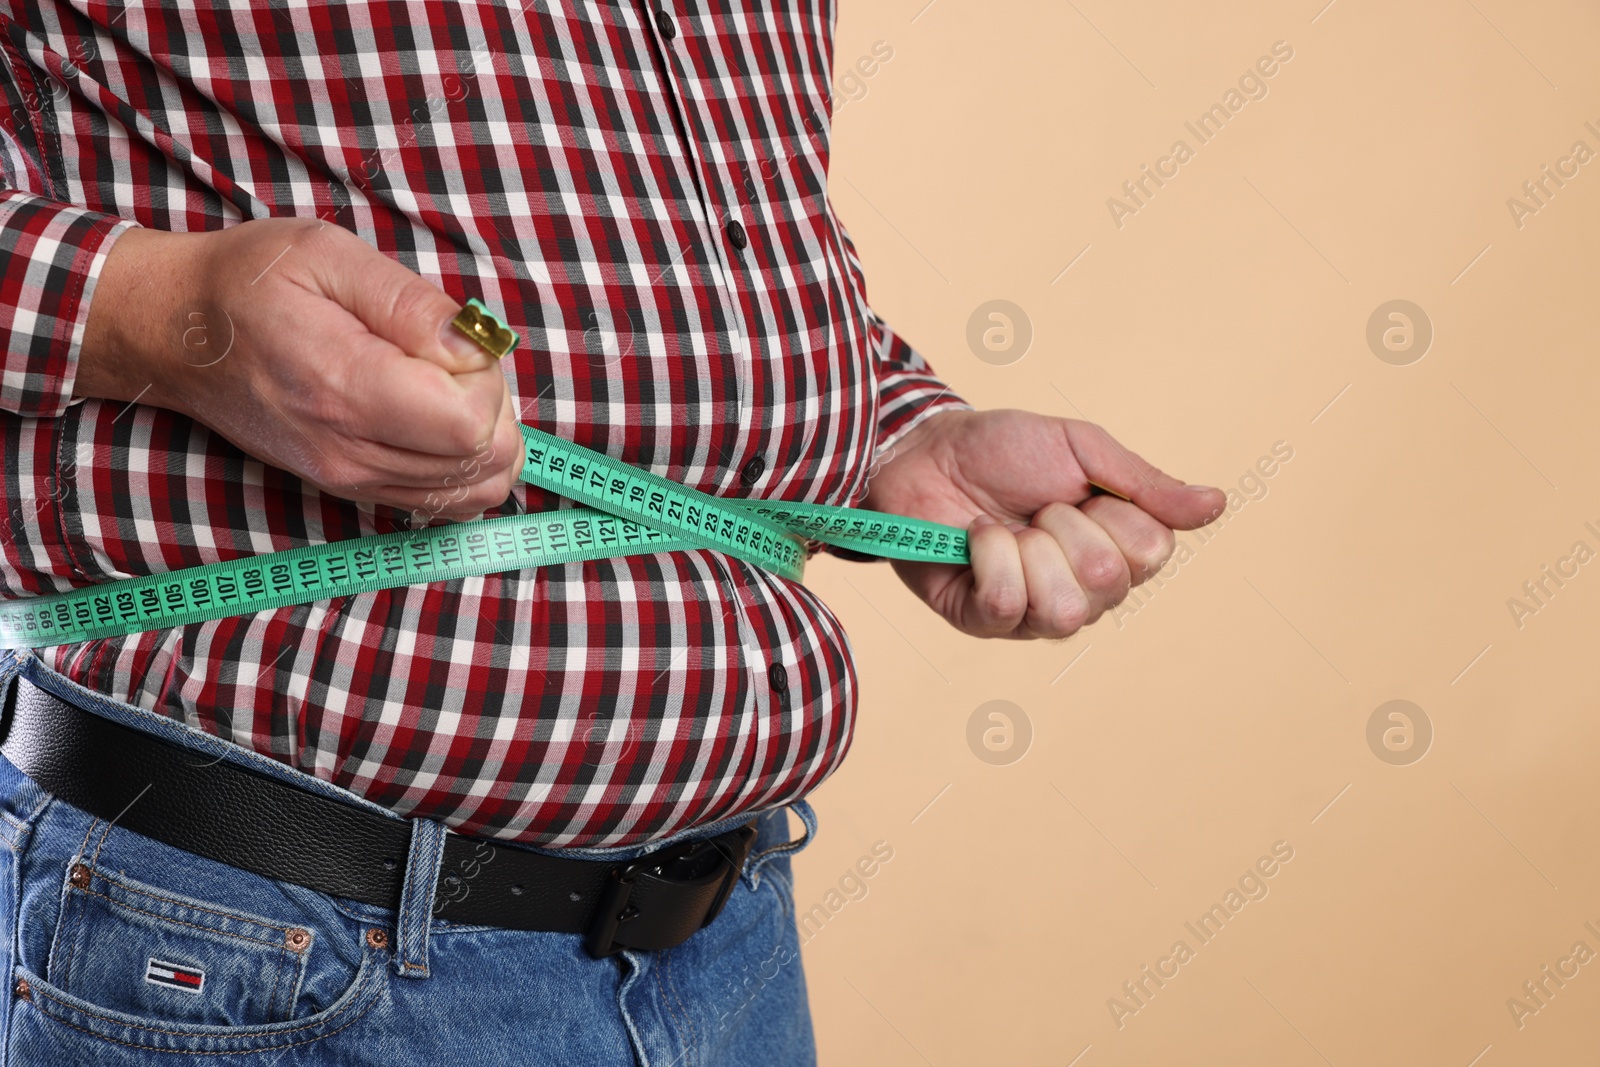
[
  {"xmin": 78, "ymin": 218, "xmax": 525, "ymax": 522},
  {"xmin": 862, "ymin": 409, "xmax": 1226, "ymax": 639}
]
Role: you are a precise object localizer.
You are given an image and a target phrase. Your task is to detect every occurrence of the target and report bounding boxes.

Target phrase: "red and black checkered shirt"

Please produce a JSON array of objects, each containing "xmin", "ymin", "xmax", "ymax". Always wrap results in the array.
[{"xmin": 0, "ymin": 1, "xmax": 965, "ymax": 845}]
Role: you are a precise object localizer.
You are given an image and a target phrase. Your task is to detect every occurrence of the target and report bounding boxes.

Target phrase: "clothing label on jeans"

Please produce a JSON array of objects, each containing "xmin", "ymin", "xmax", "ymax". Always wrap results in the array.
[{"xmin": 145, "ymin": 958, "xmax": 205, "ymax": 994}]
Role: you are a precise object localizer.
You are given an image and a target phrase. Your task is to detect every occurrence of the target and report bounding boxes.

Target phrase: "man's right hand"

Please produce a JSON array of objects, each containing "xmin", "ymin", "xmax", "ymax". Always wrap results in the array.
[{"xmin": 78, "ymin": 218, "xmax": 526, "ymax": 524}]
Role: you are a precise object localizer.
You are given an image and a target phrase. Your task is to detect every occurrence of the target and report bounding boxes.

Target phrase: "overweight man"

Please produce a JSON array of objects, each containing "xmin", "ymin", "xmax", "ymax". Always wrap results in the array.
[{"xmin": 0, "ymin": 1, "xmax": 1222, "ymax": 1062}]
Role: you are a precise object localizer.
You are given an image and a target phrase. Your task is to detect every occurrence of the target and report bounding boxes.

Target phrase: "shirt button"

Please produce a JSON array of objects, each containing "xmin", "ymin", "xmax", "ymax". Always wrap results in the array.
[
  {"xmin": 768, "ymin": 663, "xmax": 789, "ymax": 692},
  {"xmin": 726, "ymin": 220, "xmax": 747, "ymax": 250},
  {"xmin": 740, "ymin": 456, "xmax": 766, "ymax": 487},
  {"xmin": 655, "ymin": 8, "xmax": 677, "ymax": 40}
]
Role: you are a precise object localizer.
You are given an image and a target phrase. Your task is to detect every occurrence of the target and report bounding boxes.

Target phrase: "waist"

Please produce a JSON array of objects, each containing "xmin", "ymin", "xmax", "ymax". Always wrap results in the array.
[{"xmin": 19, "ymin": 555, "xmax": 857, "ymax": 847}]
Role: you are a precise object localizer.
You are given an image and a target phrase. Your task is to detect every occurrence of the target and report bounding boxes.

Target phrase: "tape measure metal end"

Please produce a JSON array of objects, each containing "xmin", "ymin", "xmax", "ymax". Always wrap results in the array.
[
  {"xmin": 452, "ymin": 298, "xmax": 520, "ymax": 360},
  {"xmin": 1086, "ymin": 480, "xmax": 1131, "ymax": 502}
]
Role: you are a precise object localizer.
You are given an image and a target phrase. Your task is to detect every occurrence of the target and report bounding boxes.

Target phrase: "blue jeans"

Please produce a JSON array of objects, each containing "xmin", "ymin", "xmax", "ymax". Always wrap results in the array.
[{"xmin": 0, "ymin": 653, "xmax": 817, "ymax": 1065}]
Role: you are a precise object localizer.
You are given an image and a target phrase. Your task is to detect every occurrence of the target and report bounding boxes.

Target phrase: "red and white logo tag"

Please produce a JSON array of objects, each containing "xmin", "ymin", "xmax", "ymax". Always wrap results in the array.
[{"xmin": 144, "ymin": 959, "xmax": 205, "ymax": 994}]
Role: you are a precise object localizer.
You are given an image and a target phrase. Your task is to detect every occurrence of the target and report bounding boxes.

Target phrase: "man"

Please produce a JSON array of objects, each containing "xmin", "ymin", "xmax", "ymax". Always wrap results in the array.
[{"xmin": 0, "ymin": 1, "xmax": 1222, "ymax": 1063}]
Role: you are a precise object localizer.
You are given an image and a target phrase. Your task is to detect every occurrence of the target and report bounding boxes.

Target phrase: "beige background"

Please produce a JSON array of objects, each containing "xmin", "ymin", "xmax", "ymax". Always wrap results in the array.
[{"xmin": 794, "ymin": 1, "xmax": 1600, "ymax": 1063}]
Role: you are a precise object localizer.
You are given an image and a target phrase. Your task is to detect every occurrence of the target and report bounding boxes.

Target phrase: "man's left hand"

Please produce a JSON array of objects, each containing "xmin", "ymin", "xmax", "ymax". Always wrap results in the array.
[{"xmin": 861, "ymin": 409, "xmax": 1226, "ymax": 640}]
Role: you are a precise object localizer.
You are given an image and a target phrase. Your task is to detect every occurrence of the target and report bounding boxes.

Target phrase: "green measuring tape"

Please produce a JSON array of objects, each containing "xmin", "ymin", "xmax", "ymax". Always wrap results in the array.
[{"xmin": 0, "ymin": 302, "xmax": 969, "ymax": 650}]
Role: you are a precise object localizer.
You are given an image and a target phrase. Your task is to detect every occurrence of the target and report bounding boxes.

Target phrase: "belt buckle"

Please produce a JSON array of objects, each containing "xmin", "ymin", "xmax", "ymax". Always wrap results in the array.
[
  {"xmin": 584, "ymin": 858, "xmax": 647, "ymax": 959},
  {"xmin": 698, "ymin": 822, "xmax": 758, "ymax": 928},
  {"xmin": 583, "ymin": 821, "xmax": 758, "ymax": 959}
]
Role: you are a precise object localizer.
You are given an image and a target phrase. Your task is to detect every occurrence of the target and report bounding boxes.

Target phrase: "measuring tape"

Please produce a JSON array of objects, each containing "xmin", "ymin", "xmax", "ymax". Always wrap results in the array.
[{"xmin": 0, "ymin": 303, "xmax": 970, "ymax": 650}]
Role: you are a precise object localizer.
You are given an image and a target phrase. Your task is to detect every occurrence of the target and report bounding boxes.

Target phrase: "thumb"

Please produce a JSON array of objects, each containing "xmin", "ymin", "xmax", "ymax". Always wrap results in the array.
[
  {"xmin": 306, "ymin": 225, "xmax": 500, "ymax": 374},
  {"xmin": 1065, "ymin": 420, "xmax": 1225, "ymax": 531}
]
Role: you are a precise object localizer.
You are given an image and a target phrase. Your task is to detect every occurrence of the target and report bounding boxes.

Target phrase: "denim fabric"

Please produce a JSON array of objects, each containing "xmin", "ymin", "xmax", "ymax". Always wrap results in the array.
[{"xmin": 0, "ymin": 652, "xmax": 818, "ymax": 1065}]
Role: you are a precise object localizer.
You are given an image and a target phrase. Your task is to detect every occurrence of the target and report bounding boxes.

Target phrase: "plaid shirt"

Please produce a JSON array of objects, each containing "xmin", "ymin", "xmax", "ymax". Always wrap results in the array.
[{"xmin": 0, "ymin": 0, "xmax": 965, "ymax": 846}]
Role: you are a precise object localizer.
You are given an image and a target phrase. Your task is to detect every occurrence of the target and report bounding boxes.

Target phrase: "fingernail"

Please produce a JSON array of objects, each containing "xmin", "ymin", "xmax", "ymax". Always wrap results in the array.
[
  {"xmin": 970, "ymin": 514, "xmax": 998, "ymax": 529},
  {"xmin": 439, "ymin": 315, "xmax": 490, "ymax": 365},
  {"xmin": 1186, "ymin": 484, "xmax": 1220, "ymax": 494},
  {"xmin": 1005, "ymin": 521, "xmax": 1027, "ymax": 534}
]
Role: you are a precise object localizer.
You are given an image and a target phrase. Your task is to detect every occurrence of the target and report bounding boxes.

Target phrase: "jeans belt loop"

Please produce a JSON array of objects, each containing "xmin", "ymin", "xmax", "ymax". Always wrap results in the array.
[{"xmin": 394, "ymin": 817, "xmax": 450, "ymax": 979}]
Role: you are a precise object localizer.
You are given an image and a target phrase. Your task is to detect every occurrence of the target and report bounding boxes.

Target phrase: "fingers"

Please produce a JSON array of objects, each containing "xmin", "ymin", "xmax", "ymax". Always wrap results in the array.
[
  {"xmin": 959, "ymin": 502, "xmax": 1172, "ymax": 640},
  {"xmin": 1064, "ymin": 420, "xmax": 1225, "ymax": 531},
  {"xmin": 335, "ymin": 335, "xmax": 511, "ymax": 456},
  {"xmin": 960, "ymin": 515, "xmax": 1028, "ymax": 636},
  {"xmin": 1078, "ymin": 496, "xmax": 1178, "ymax": 586},
  {"xmin": 341, "ymin": 406, "xmax": 525, "ymax": 518},
  {"xmin": 176, "ymin": 218, "xmax": 529, "ymax": 517},
  {"xmin": 337, "ymin": 422, "xmax": 521, "ymax": 490},
  {"xmin": 1013, "ymin": 526, "xmax": 1092, "ymax": 639},
  {"xmin": 1028, "ymin": 502, "xmax": 1130, "ymax": 627},
  {"xmin": 284, "ymin": 339, "xmax": 523, "ymax": 507},
  {"xmin": 362, "ymin": 479, "xmax": 519, "ymax": 524},
  {"xmin": 300, "ymin": 224, "xmax": 498, "ymax": 375},
  {"xmin": 293, "ymin": 227, "xmax": 522, "ymax": 472},
  {"xmin": 414, "ymin": 400, "xmax": 526, "ymax": 519}
]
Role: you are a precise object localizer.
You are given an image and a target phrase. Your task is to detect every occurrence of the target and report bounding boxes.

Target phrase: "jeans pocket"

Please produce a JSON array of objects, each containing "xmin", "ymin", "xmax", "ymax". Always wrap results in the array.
[
  {"xmin": 46, "ymin": 859, "xmax": 317, "ymax": 1027},
  {"xmin": 9, "ymin": 800, "xmax": 387, "ymax": 1056}
]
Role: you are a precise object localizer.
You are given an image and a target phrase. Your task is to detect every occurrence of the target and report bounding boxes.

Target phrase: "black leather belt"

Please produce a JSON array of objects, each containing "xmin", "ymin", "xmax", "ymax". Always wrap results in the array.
[{"xmin": 0, "ymin": 674, "xmax": 758, "ymax": 958}]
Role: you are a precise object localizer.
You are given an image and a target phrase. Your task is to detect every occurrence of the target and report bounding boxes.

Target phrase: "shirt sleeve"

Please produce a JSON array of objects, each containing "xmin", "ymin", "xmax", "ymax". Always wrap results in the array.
[
  {"xmin": 819, "ymin": 318, "xmax": 970, "ymax": 561},
  {"xmin": 870, "ymin": 314, "xmax": 971, "ymax": 452},
  {"xmin": 833, "ymin": 203, "xmax": 971, "ymax": 451},
  {"xmin": 0, "ymin": 186, "xmax": 134, "ymax": 418}
]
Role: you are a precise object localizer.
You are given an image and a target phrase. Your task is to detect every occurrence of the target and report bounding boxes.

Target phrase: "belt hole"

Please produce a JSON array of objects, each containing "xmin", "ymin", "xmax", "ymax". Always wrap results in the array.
[
  {"xmin": 382, "ymin": 858, "xmax": 398, "ymax": 872},
  {"xmin": 509, "ymin": 884, "xmax": 524, "ymax": 896},
  {"xmin": 366, "ymin": 928, "xmax": 389, "ymax": 950},
  {"xmin": 568, "ymin": 891, "xmax": 582, "ymax": 903}
]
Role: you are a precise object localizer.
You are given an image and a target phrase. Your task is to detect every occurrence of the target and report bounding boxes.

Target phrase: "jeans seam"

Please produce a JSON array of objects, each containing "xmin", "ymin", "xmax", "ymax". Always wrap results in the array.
[
  {"xmin": 325, "ymin": 893, "xmax": 500, "ymax": 934},
  {"xmin": 54, "ymin": 887, "xmax": 81, "ymax": 994},
  {"xmin": 53, "ymin": 852, "xmax": 94, "ymax": 993},
  {"xmin": 70, "ymin": 864, "xmax": 303, "ymax": 938},
  {"xmin": 65, "ymin": 883, "xmax": 298, "ymax": 952},
  {"xmin": 760, "ymin": 863, "xmax": 794, "ymax": 914},
  {"xmin": 42, "ymin": 816, "xmax": 90, "ymax": 991},
  {"xmin": 87, "ymin": 818, "xmax": 115, "ymax": 870},
  {"xmin": 1, "ymin": 831, "xmax": 13, "ymax": 1067},
  {"xmin": 71, "ymin": 818, "xmax": 99, "ymax": 872},
  {"xmin": 0, "ymin": 790, "xmax": 51, "ymax": 854},
  {"xmin": 658, "ymin": 950, "xmax": 696, "ymax": 1067},
  {"xmin": 266, "ymin": 947, "xmax": 286, "ymax": 1022}
]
